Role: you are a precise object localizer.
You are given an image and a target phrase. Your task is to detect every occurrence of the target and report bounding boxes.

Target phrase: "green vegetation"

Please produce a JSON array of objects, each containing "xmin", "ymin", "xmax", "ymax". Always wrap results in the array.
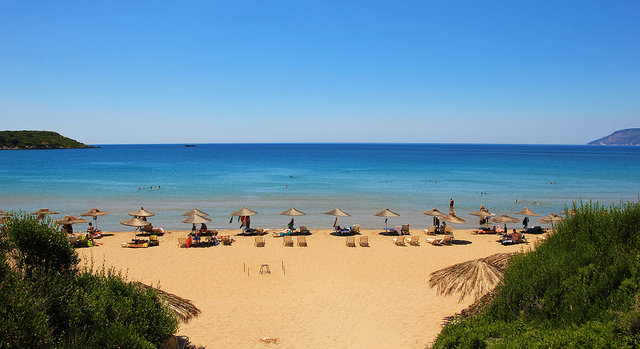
[
  {"xmin": 432, "ymin": 201, "xmax": 640, "ymax": 348},
  {"xmin": 0, "ymin": 213, "xmax": 178, "ymax": 348},
  {"xmin": 0, "ymin": 130, "xmax": 94, "ymax": 149}
]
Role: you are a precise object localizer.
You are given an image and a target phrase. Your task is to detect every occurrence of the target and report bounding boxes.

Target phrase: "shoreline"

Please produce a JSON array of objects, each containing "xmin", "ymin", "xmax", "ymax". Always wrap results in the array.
[{"xmin": 78, "ymin": 228, "xmax": 533, "ymax": 348}]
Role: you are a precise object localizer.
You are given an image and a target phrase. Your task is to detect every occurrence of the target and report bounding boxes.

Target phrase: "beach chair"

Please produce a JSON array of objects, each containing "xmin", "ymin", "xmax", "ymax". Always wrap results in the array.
[
  {"xmin": 401, "ymin": 224, "xmax": 410, "ymax": 235},
  {"xmin": 445, "ymin": 225, "xmax": 453, "ymax": 235},
  {"xmin": 299, "ymin": 226, "xmax": 310, "ymax": 235},
  {"xmin": 350, "ymin": 225, "xmax": 361, "ymax": 234},
  {"xmin": 297, "ymin": 235, "xmax": 307, "ymax": 247},
  {"xmin": 425, "ymin": 226, "xmax": 436, "ymax": 235},
  {"xmin": 407, "ymin": 235, "xmax": 420, "ymax": 246},
  {"xmin": 221, "ymin": 235, "xmax": 233, "ymax": 245},
  {"xmin": 393, "ymin": 226, "xmax": 402, "ymax": 235},
  {"xmin": 441, "ymin": 235, "xmax": 453, "ymax": 245},
  {"xmin": 68, "ymin": 236, "xmax": 78, "ymax": 247},
  {"xmin": 177, "ymin": 237, "xmax": 187, "ymax": 248},
  {"xmin": 359, "ymin": 235, "xmax": 369, "ymax": 247},
  {"xmin": 254, "ymin": 236, "xmax": 265, "ymax": 247},
  {"xmin": 345, "ymin": 236, "xmax": 356, "ymax": 247},
  {"xmin": 283, "ymin": 235, "xmax": 294, "ymax": 247},
  {"xmin": 149, "ymin": 235, "xmax": 159, "ymax": 246},
  {"xmin": 393, "ymin": 235, "xmax": 406, "ymax": 246}
]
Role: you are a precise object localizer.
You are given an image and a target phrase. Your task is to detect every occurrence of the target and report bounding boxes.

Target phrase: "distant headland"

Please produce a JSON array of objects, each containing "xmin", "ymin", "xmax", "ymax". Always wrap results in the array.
[
  {"xmin": 0, "ymin": 130, "xmax": 95, "ymax": 150},
  {"xmin": 588, "ymin": 128, "xmax": 640, "ymax": 146}
]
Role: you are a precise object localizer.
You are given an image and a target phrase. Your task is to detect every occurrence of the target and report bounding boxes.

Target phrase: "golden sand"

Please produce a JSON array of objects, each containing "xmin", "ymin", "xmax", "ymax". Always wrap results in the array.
[{"xmin": 78, "ymin": 229, "xmax": 531, "ymax": 348}]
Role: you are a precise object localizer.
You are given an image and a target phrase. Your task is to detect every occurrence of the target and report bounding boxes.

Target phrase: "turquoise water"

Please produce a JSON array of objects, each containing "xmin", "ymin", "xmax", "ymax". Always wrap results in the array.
[{"xmin": 1, "ymin": 144, "xmax": 639, "ymax": 231}]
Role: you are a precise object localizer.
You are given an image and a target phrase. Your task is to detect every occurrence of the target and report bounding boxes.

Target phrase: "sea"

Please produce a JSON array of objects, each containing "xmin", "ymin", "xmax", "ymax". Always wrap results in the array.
[{"xmin": 1, "ymin": 143, "xmax": 639, "ymax": 231}]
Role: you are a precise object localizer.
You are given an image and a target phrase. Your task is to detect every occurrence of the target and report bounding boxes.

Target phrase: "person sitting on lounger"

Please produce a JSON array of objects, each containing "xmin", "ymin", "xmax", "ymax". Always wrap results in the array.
[
  {"xmin": 200, "ymin": 223, "xmax": 208, "ymax": 234},
  {"xmin": 86, "ymin": 222, "xmax": 101, "ymax": 239}
]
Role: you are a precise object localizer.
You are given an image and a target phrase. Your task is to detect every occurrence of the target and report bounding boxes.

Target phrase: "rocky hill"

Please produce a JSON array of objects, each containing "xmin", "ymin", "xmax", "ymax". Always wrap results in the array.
[
  {"xmin": 588, "ymin": 128, "xmax": 640, "ymax": 146},
  {"xmin": 0, "ymin": 130, "xmax": 94, "ymax": 150}
]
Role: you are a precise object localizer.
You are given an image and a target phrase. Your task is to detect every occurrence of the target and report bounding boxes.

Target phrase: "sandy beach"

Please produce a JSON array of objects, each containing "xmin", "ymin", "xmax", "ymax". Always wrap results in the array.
[{"xmin": 78, "ymin": 228, "xmax": 531, "ymax": 348}]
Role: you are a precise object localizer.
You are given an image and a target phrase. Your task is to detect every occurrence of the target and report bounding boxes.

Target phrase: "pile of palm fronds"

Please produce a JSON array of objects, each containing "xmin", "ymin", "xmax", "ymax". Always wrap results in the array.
[
  {"xmin": 428, "ymin": 253, "xmax": 513, "ymax": 302},
  {"xmin": 134, "ymin": 282, "xmax": 201, "ymax": 323}
]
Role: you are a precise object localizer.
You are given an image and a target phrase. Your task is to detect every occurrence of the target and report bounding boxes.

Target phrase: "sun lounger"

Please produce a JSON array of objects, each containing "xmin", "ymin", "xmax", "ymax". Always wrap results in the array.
[
  {"xmin": 441, "ymin": 235, "xmax": 453, "ymax": 245},
  {"xmin": 345, "ymin": 236, "xmax": 356, "ymax": 247},
  {"xmin": 401, "ymin": 224, "xmax": 410, "ymax": 235},
  {"xmin": 299, "ymin": 226, "xmax": 310, "ymax": 235},
  {"xmin": 350, "ymin": 225, "xmax": 361, "ymax": 234},
  {"xmin": 255, "ymin": 236, "xmax": 265, "ymax": 247},
  {"xmin": 220, "ymin": 235, "xmax": 234, "ymax": 245},
  {"xmin": 149, "ymin": 235, "xmax": 159, "ymax": 246},
  {"xmin": 122, "ymin": 240, "xmax": 149, "ymax": 248},
  {"xmin": 445, "ymin": 225, "xmax": 452, "ymax": 234},
  {"xmin": 69, "ymin": 236, "xmax": 78, "ymax": 246},
  {"xmin": 177, "ymin": 237, "xmax": 187, "ymax": 248},
  {"xmin": 407, "ymin": 235, "xmax": 420, "ymax": 246},
  {"xmin": 283, "ymin": 235, "xmax": 293, "ymax": 247},
  {"xmin": 393, "ymin": 235, "xmax": 405, "ymax": 246},
  {"xmin": 425, "ymin": 226, "xmax": 436, "ymax": 235},
  {"xmin": 359, "ymin": 235, "xmax": 369, "ymax": 247},
  {"xmin": 393, "ymin": 226, "xmax": 402, "ymax": 235},
  {"xmin": 501, "ymin": 232, "xmax": 525, "ymax": 245},
  {"xmin": 297, "ymin": 235, "xmax": 307, "ymax": 247}
]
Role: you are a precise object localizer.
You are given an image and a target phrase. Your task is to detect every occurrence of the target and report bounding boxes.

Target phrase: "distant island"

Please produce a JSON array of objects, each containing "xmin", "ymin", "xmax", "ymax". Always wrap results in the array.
[
  {"xmin": 588, "ymin": 128, "xmax": 640, "ymax": 146},
  {"xmin": 0, "ymin": 130, "xmax": 95, "ymax": 150}
]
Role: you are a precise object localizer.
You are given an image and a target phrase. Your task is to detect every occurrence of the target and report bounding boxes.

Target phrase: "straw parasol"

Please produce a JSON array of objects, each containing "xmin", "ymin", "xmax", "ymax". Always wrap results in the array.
[
  {"xmin": 540, "ymin": 213, "xmax": 564, "ymax": 225},
  {"xmin": 133, "ymin": 282, "xmax": 201, "ymax": 323},
  {"xmin": 324, "ymin": 208, "xmax": 350, "ymax": 228},
  {"xmin": 279, "ymin": 207, "xmax": 305, "ymax": 227},
  {"xmin": 181, "ymin": 214, "xmax": 212, "ymax": 225},
  {"xmin": 129, "ymin": 207, "xmax": 155, "ymax": 217},
  {"xmin": 0, "ymin": 209, "xmax": 8, "ymax": 216},
  {"xmin": 81, "ymin": 208, "xmax": 109, "ymax": 230},
  {"xmin": 55, "ymin": 215, "xmax": 88, "ymax": 225},
  {"xmin": 373, "ymin": 209, "xmax": 400, "ymax": 230},
  {"xmin": 422, "ymin": 208, "xmax": 445, "ymax": 217},
  {"xmin": 439, "ymin": 213, "xmax": 466, "ymax": 224},
  {"xmin": 120, "ymin": 217, "xmax": 151, "ymax": 239},
  {"xmin": 230, "ymin": 207, "xmax": 258, "ymax": 216},
  {"xmin": 429, "ymin": 253, "xmax": 512, "ymax": 302},
  {"xmin": 469, "ymin": 210, "xmax": 494, "ymax": 218},
  {"xmin": 30, "ymin": 208, "xmax": 60, "ymax": 221},
  {"xmin": 490, "ymin": 214, "xmax": 520, "ymax": 231},
  {"xmin": 515, "ymin": 207, "xmax": 539, "ymax": 217},
  {"xmin": 181, "ymin": 208, "xmax": 209, "ymax": 217}
]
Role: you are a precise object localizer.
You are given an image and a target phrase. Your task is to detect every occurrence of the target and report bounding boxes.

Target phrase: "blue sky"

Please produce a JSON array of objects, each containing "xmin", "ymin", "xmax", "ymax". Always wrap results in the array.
[{"xmin": 1, "ymin": 1, "xmax": 638, "ymax": 144}]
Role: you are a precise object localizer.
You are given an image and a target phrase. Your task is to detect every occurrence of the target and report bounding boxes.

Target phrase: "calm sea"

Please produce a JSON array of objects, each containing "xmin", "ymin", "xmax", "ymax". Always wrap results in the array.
[{"xmin": 1, "ymin": 144, "xmax": 639, "ymax": 231}]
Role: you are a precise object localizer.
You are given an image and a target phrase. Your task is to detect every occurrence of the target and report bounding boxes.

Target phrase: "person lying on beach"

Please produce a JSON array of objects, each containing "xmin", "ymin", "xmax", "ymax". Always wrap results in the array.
[
  {"xmin": 273, "ymin": 227, "xmax": 293, "ymax": 237},
  {"xmin": 141, "ymin": 224, "xmax": 165, "ymax": 234}
]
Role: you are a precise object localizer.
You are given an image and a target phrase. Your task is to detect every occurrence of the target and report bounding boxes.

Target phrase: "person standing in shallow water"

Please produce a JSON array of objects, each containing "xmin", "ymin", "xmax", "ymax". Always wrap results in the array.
[{"xmin": 449, "ymin": 198, "xmax": 454, "ymax": 211}]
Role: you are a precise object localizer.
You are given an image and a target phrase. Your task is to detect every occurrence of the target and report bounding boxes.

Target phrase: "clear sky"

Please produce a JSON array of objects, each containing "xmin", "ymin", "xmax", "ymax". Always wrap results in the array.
[{"xmin": 1, "ymin": 1, "xmax": 638, "ymax": 145}]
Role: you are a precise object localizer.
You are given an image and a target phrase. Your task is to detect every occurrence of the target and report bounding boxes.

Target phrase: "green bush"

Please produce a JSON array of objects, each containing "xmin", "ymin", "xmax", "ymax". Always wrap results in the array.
[
  {"xmin": 432, "ymin": 201, "xmax": 640, "ymax": 348},
  {"xmin": 0, "ymin": 214, "xmax": 178, "ymax": 349}
]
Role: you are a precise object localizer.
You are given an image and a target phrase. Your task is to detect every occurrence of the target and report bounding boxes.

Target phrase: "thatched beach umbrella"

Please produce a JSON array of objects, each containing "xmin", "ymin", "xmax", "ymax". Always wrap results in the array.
[
  {"xmin": 181, "ymin": 214, "xmax": 212, "ymax": 225},
  {"xmin": 181, "ymin": 208, "xmax": 209, "ymax": 217},
  {"xmin": 81, "ymin": 208, "xmax": 109, "ymax": 230},
  {"xmin": 120, "ymin": 217, "xmax": 151, "ymax": 239},
  {"xmin": 373, "ymin": 209, "xmax": 400, "ymax": 231},
  {"xmin": 440, "ymin": 213, "xmax": 466, "ymax": 224},
  {"xmin": 129, "ymin": 207, "xmax": 155, "ymax": 217},
  {"xmin": 515, "ymin": 207, "xmax": 539, "ymax": 217},
  {"xmin": 490, "ymin": 214, "xmax": 519, "ymax": 232},
  {"xmin": 279, "ymin": 207, "xmax": 305, "ymax": 227},
  {"xmin": 230, "ymin": 207, "xmax": 258, "ymax": 216},
  {"xmin": 55, "ymin": 215, "xmax": 88, "ymax": 225},
  {"xmin": 540, "ymin": 213, "xmax": 564, "ymax": 229},
  {"xmin": 469, "ymin": 210, "xmax": 494, "ymax": 218},
  {"xmin": 429, "ymin": 253, "xmax": 512, "ymax": 302},
  {"xmin": 324, "ymin": 208, "xmax": 350, "ymax": 228},
  {"xmin": 0, "ymin": 209, "xmax": 8, "ymax": 216},
  {"xmin": 134, "ymin": 282, "xmax": 201, "ymax": 323},
  {"xmin": 423, "ymin": 208, "xmax": 445, "ymax": 217},
  {"xmin": 30, "ymin": 208, "xmax": 60, "ymax": 221}
]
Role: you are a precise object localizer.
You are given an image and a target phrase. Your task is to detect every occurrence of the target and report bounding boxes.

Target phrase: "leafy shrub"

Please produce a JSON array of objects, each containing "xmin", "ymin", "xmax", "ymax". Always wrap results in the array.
[
  {"xmin": 432, "ymin": 201, "xmax": 640, "ymax": 348},
  {"xmin": 0, "ymin": 214, "xmax": 178, "ymax": 348}
]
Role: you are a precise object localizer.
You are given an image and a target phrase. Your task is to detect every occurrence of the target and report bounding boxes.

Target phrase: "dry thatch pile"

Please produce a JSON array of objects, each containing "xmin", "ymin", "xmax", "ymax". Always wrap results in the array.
[
  {"xmin": 428, "ymin": 253, "xmax": 512, "ymax": 302},
  {"xmin": 134, "ymin": 282, "xmax": 201, "ymax": 323}
]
